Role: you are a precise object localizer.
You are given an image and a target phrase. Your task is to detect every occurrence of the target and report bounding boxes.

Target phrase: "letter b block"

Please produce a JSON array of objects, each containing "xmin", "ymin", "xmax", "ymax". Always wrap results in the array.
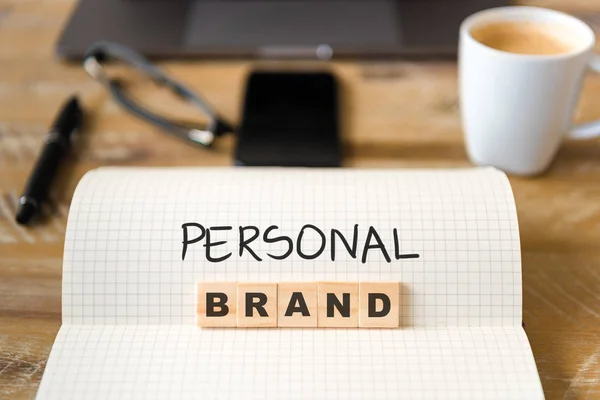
[
  {"xmin": 359, "ymin": 282, "xmax": 400, "ymax": 328},
  {"xmin": 197, "ymin": 282, "xmax": 237, "ymax": 327},
  {"xmin": 237, "ymin": 282, "xmax": 278, "ymax": 328}
]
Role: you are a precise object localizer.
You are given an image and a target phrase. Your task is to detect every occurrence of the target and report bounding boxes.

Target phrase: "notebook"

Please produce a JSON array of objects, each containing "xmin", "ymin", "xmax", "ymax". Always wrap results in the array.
[{"xmin": 37, "ymin": 167, "xmax": 544, "ymax": 399}]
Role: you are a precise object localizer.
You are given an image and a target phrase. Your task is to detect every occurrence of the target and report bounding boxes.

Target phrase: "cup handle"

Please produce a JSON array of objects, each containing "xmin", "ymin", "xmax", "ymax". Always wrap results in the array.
[{"xmin": 569, "ymin": 54, "xmax": 600, "ymax": 139}]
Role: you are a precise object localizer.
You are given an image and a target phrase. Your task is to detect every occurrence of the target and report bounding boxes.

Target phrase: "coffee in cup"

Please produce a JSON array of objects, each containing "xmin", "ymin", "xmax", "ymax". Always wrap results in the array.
[
  {"xmin": 470, "ymin": 21, "xmax": 580, "ymax": 55},
  {"xmin": 460, "ymin": 7, "xmax": 600, "ymax": 176}
]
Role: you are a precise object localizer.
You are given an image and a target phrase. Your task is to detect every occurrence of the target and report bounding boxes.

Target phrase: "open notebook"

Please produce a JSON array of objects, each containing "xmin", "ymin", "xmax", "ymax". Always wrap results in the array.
[{"xmin": 37, "ymin": 167, "xmax": 543, "ymax": 399}]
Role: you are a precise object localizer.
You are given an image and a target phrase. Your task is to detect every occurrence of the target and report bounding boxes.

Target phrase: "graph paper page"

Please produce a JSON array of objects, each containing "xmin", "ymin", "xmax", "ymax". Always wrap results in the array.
[{"xmin": 37, "ymin": 167, "xmax": 543, "ymax": 399}]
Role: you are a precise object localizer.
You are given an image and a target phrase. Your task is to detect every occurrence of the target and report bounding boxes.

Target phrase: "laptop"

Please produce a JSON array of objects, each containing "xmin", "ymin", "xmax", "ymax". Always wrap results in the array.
[{"xmin": 56, "ymin": 0, "xmax": 507, "ymax": 60}]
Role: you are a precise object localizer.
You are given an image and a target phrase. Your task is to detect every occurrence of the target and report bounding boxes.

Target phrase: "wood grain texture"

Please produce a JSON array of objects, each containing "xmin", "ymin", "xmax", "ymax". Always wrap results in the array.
[
  {"xmin": 237, "ymin": 283, "xmax": 278, "ymax": 328},
  {"xmin": 358, "ymin": 282, "xmax": 400, "ymax": 328},
  {"xmin": 278, "ymin": 282, "xmax": 318, "ymax": 328},
  {"xmin": 1, "ymin": 0, "xmax": 600, "ymax": 398},
  {"xmin": 317, "ymin": 282, "xmax": 359, "ymax": 327},
  {"xmin": 197, "ymin": 282, "xmax": 238, "ymax": 327}
]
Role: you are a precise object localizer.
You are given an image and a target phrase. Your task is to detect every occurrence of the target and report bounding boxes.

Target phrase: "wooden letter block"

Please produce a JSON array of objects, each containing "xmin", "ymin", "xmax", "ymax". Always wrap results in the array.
[
  {"xmin": 237, "ymin": 282, "xmax": 278, "ymax": 328},
  {"xmin": 317, "ymin": 282, "xmax": 359, "ymax": 328},
  {"xmin": 197, "ymin": 282, "xmax": 237, "ymax": 327},
  {"xmin": 278, "ymin": 282, "xmax": 318, "ymax": 327},
  {"xmin": 359, "ymin": 282, "xmax": 400, "ymax": 328}
]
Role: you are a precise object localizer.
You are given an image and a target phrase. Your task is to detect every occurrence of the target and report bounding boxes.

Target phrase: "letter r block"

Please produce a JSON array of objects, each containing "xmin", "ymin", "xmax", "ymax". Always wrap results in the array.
[
  {"xmin": 197, "ymin": 282, "xmax": 237, "ymax": 327},
  {"xmin": 359, "ymin": 282, "xmax": 400, "ymax": 328},
  {"xmin": 237, "ymin": 282, "xmax": 278, "ymax": 328}
]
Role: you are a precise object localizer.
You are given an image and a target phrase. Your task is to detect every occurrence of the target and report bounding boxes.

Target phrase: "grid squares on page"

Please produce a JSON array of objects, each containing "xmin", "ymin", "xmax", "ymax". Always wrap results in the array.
[
  {"xmin": 43, "ymin": 168, "xmax": 544, "ymax": 400},
  {"xmin": 62, "ymin": 168, "xmax": 521, "ymax": 327},
  {"xmin": 37, "ymin": 325, "xmax": 543, "ymax": 400}
]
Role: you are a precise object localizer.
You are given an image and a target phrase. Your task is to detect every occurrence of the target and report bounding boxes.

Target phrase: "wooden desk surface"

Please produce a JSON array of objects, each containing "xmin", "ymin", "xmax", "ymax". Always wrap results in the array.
[{"xmin": 1, "ymin": 0, "xmax": 600, "ymax": 398}]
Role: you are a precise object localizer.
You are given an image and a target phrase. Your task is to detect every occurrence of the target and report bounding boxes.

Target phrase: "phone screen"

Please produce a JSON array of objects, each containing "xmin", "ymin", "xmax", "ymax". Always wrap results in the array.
[{"xmin": 235, "ymin": 71, "xmax": 341, "ymax": 167}]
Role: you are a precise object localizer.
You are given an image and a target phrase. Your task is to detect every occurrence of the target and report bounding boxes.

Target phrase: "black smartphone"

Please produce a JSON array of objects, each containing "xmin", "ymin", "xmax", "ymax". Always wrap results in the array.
[{"xmin": 235, "ymin": 71, "xmax": 341, "ymax": 167}]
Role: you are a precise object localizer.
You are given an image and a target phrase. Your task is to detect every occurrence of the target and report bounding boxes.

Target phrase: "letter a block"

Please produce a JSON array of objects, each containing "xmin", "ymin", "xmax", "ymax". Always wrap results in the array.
[
  {"xmin": 278, "ymin": 282, "xmax": 318, "ymax": 327},
  {"xmin": 237, "ymin": 282, "xmax": 278, "ymax": 328},
  {"xmin": 197, "ymin": 282, "xmax": 237, "ymax": 327},
  {"xmin": 317, "ymin": 282, "xmax": 359, "ymax": 327},
  {"xmin": 359, "ymin": 282, "xmax": 400, "ymax": 328}
]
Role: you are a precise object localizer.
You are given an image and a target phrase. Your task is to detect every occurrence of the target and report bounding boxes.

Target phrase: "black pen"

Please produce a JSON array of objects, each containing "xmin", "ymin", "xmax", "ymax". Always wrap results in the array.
[{"xmin": 16, "ymin": 96, "xmax": 83, "ymax": 225}]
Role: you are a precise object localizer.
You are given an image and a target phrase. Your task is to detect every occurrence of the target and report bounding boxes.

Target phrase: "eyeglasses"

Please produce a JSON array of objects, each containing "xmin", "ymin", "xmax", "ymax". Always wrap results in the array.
[{"xmin": 83, "ymin": 42, "xmax": 235, "ymax": 147}]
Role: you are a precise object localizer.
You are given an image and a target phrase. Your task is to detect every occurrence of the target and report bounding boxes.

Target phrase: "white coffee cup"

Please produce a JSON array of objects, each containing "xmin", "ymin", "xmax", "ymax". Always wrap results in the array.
[{"xmin": 459, "ymin": 6, "xmax": 600, "ymax": 176}]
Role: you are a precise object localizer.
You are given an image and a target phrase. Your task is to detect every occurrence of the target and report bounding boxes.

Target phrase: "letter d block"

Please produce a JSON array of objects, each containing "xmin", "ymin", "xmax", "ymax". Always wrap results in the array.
[
  {"xmin": 197, "ymin": 282, "xmax": 237, "ymax": 327},
  {"xmin": 359, "ymin": 282, "xmax": 400, "ymax": 328},
  {"xmin": 237, "ymin": 283, "xmax": 278, "ymax": 328}
]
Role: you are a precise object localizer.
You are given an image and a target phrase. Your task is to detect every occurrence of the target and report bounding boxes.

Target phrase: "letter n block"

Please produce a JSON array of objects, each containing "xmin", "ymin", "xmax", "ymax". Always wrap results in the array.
[
  {"xmin": 197, "ymin": 282, "xmax": 237, "ymax": 327},
  {"xmin": 317, "ymin": 282, "xmax": 359, "ymax": 327},
  {"xmin": 237, "ymin": 282, "xmax": 278, "ymax": 328},
  {"xmin": 278, "ymin": 282, "xmax": 318, "ymax": 327},
  {"xmin": 359, "ymin": 282, "xmax": 400, "ymax": 328}
]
